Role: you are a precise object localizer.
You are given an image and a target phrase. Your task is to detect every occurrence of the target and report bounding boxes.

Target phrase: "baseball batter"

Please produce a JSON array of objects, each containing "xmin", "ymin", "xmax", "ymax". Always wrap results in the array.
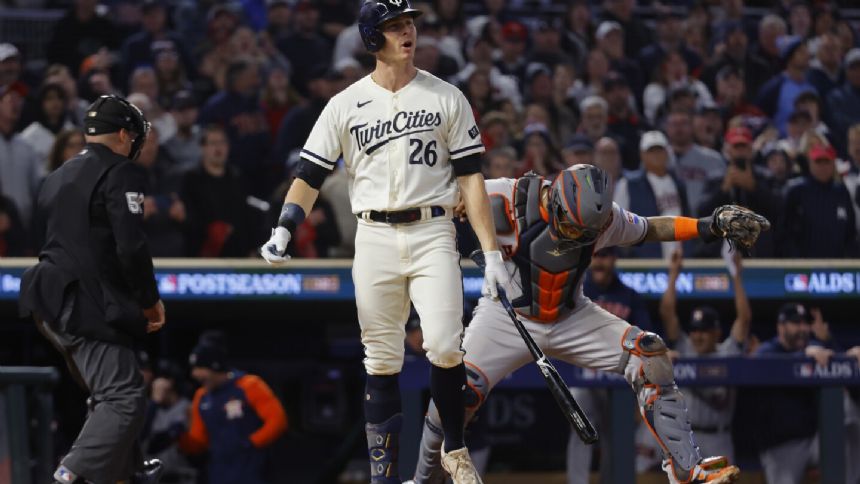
[
  {"xmin": 260, "ymin": 1, "xmax": 513, "ymax": 483},
  {"xmin": 411, "ymin": 165, "xmax": 769, "ymax": 484}
]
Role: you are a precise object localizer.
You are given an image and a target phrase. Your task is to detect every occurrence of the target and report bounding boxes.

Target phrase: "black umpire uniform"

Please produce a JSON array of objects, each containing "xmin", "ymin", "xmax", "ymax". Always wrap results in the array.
[{"xmin": 19, "ymin": 95, "xmax": 164, "ymax": 484}]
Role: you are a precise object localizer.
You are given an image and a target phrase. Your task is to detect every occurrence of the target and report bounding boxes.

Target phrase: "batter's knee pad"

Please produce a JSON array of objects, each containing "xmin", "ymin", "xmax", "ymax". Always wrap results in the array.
[{"xmin": 464, "ymin": 362, "xmax": 490, "ymax": 411}]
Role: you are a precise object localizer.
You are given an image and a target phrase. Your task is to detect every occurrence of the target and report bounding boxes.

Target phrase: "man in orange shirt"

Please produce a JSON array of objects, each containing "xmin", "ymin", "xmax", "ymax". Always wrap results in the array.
[{"xmin": 179, "ymin": 333, "xmax": 287, "ymax": 484}]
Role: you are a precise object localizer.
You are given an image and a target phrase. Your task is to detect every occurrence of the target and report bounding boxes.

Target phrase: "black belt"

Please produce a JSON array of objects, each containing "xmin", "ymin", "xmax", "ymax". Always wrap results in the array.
[
  {"xmin": 691, "ymin": 424, "xmax": 730, "ymax": 434},
  {"xmin": 362, "ymin": 206, "xmax": 446, "ymax": 224}
]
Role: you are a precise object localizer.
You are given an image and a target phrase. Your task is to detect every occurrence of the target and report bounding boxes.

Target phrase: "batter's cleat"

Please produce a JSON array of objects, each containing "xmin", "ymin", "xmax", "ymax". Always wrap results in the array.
[
  {"xmin": 662, "ymin": 456, "xmax": 740, "ymax": 483},
  {"xmin": 441, "ymin": 447, "xmax": 483, "ymax": 484}
]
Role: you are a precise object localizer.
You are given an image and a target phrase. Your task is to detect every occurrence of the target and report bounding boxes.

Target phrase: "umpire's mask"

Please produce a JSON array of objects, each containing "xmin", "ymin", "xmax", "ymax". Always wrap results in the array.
[{"xmin": 84, "ymin": 95, "xmax": 151, "ymax": 161}]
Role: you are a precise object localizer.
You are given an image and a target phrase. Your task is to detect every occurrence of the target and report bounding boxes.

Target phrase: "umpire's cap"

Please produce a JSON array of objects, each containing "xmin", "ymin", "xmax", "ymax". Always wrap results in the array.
[
  {"xmin": 84, "ymin": 95, "xmax": 151, "ymax": 161},
  {"xmin": 358, "ymin": 0, "xmax": 422, "ymax": 53}
]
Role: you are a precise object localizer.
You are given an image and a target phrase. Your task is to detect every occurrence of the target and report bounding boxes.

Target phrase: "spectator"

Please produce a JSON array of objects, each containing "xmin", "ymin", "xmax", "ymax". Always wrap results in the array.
[
  {"xmin": 613, "ymin": 130, "xmax": 689, "ymax": 258},
  {"xmin": 595, "ymin": 22, "xmax": 643, "ymax": 98},
  {"xmin": 519, "ymin": 123, "xmax": 562, "ymax": 177},
  {"xmin": 642, "ymin": 50, "xmax": 714, "ymax": 126},
  {"xmin": 196, "ymin": 5, "xmax": 242, "ymax": 94},
  {"xmin": 46, "ymin": 0, "xmax": 120, "ymax": 76},
  {"xmin": 577, "ymin": 95, "xmax": 610, "ymax": 147},
  {"xmin": 760, "ymin": 143, "xmax": 796, "ymax": 197},
  {"xmin": 841, "ymin": 124, "xmax": 860, "ymax": 235},
  {"xmin": 180, "ymin": 125, "xmax": 260, "ymax": 258},
  {"xmin": 567, "ymin": 245, "xmax": 653, "ymax": 484},
  {"xmin": 127, "ymin": 91, "xmax": 177, "ymax": 149},
  {"xmin": 807, "ymin": 32, "xmax": 843, "ymax": 101},
  {"xmin": 480, "ymin": 111, "xmax": 513, "ymax": 151},
  {"xmin": 527, "ymin": 16, "xmax": 573, "ymax": 70},
  {"xmin": 47, "ymin": 129, "xmax": 86, "ymax": 173},
  {"xmin": 559, "ymin": 1, "xmax": 592, "ymax": 70},
  {"xmin": 639, "ymin": 10, "xmax": 702, "ymax": 84},
  {"xmin": 593, "ymin": 136, "xmax": 623, "ymax": 185},
  {"xmin": 464, "ymin": 68, "xmax": 497, "ymax": 118},
  {"xmin": 598, "ymin": 0, "xmax": 652, "ymax": 60},
  {"xmin": 782, "ymin": 143, "xmax": 857, "ymax": 257},
  {"xmin": 570, "ymin": 49, "xmax": 610, "ymax": 105},
  {"xmin": 714, "ymin": 66, "xmax": 767, "ymax": 123},
  {"xmin": 265, "ymin": 0, "xmax": 293, "ymax": 44},
  {"xmin": 0, "ymin": 44, "xmax": 27, "ymax": 99},
  {"xmin": 415, "ymin": 36, "xmax": 459, "ymax": 81},
  {"xmin": 121, "ymin": 0, "xmax": 195, "ymax": 85},
  {"xmin": 603, "ymin": 73, "xmax": 644, "ymax": 171},
  {"xmin": 661, "ymin": 249, "xmax": 750, "ymax": 464},
  {"xmin": 135, "ymin": 128, "xmax": 186, "ymax": 257},
  {"xmin": 152, "ymin": 44, "xmax": 193, "ymax": 110},
  {"xmin": 701, "ymin": 22, "xmax": 763, "ymax": 96},
  {"xmin": 753, "ymin": 303, "xmax": 821, "ymax": 484},
  {"xmin": 42, "ymin": 64, "xmax": 89, "ymax": 126},
  {"xmin": 278, "ymin": 2, "xmax": 332, "ymax": 95},
  {"xmin": 162, "ymin": 91, "xmax": 201, "ymax": 171},
  {"xmin": 698, "ymin": 127, "xmax": 779, "ymax": 256},
  {"xmin": 317, "ymin": 0, "xmax": 357, "ymax": 44},
  {"xmin": 523, "ymin": 63, "xmax": 574, "ymax": 146},
  {"xmin": 561, "ymin": 133, "xmax": 593, "ymax": 168},
  {"xmin": 665, "ymin": 110, "xmax": 725, "ymax": 212},
  {"xmin": 179, "ymin": 332, "xmax": 288, "ymax": 484},
  {"xmin": 273, "ymin": 66, "xmax": 343, "ymax": 177},
  {"xmin": 787, "ymin": 1, "xmax": 812, "ymax": 39},
  {"xmin": 827, "ymin": 48, "xmax": 860, "ymax": 155},
  {"xmin": 693, "ymin": 105, "xmax": 725, "ymax": 151},
  {"xmin": 748, "ymin": 14, "xmax": 787, "ymax": 95},
  {"xmin": 141, "ymin": 371, "xmax": 196, "ymax": 484},
  {"xmin": 260, "ymin": 65, "xmax": 301, "ymax": 141},
  {"xmin": 494, "ymin": 21, "xmax": 529, "ymax": 89},
  {"xmin": 483, "ymin": 147, "xmax": 518, "ymax": 179},
  {"xmin": 197, "ymin": 59, "xmax": 271, "ymax": 195},
  {"xmin": 20, "ymin": 84, "xmax": 77, "ymax": 164},
  {"xmin": 0, "ymin": 85, "xmax": 41, "ymax": 231},
  {"xmin": 756, "ymin": 35, "xmax": 816, "ymax": 136}
]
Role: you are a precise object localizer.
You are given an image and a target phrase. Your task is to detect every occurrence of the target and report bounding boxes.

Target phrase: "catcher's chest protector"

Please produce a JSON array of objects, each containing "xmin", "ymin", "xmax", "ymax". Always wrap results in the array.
[{"xmin": 506, "ymin": 175, "xmax": 594, "ymax": 323}]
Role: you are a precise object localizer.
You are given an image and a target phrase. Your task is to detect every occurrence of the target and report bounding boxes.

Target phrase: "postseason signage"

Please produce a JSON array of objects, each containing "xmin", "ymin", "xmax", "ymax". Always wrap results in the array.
[{"xmin": 0, "ymin": 260, "xmax": 858, "ymax": 301}]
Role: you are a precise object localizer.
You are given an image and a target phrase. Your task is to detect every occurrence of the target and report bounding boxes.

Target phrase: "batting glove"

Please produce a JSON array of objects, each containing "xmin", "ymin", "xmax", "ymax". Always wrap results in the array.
[
  {"xmin": 482, "ymin": 250, "xmax": 514, "ymax": 300},
  {"xmin": 260, "ymin": 227, "xmax": 291, "ymax": 265}
]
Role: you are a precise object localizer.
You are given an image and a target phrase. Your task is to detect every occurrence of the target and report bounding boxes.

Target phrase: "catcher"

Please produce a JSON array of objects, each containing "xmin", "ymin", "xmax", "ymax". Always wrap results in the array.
[{"xmin": 409, "ymin": 164, "xmax": 769, "ymax": 484}]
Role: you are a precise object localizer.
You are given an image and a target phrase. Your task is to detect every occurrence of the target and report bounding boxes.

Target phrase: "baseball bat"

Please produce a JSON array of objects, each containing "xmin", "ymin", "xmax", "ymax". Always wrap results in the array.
[{"xmin": 470, "ymin": 250, "xmax": 599, "ymax": 444}]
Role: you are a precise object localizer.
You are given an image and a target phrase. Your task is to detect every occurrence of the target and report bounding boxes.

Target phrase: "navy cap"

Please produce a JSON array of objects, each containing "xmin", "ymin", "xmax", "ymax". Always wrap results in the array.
[
  {"xmin": 565, "ymin": 133, "xmax": 594, "ymax": 153},
  {"xmin": 689, "ymin": 306, "xmax": 721, "ymax": 331},
  {"xmin": 778, "ymin": 303, "xmax": 811, "ymax": 323},
  {"xmin": 172, "ymin": 90, "xmax": 197, "ymax": 110}
]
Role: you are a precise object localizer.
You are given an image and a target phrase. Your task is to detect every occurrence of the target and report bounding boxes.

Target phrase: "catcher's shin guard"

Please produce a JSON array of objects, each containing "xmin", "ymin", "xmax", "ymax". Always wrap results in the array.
[
  {"xmin": 413, "ymin": 410, "xmax": 448, "ymax": 484},
  {"xmin": 620, "ymin": 327, "xmax": 703, "ymax": 480},
  {"xmin": 366, "ymin": 414, "xmax": 402, "ymax": 483}
]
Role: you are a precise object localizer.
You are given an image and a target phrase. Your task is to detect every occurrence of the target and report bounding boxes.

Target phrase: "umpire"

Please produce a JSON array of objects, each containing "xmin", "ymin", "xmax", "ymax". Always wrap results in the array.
[{"xmin": 19, "ymin": 95, "xmax": 166, "ymax": 484}]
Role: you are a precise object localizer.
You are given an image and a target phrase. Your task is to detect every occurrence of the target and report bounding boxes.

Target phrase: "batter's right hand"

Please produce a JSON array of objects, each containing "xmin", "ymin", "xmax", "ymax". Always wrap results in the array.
[
  {"xmin": 261, "ymin": 226, "xmax": 291, "ymax": 265},
  {"xmin": 482, "ymin": 250, "xmax": 514, "ymax": 301}
]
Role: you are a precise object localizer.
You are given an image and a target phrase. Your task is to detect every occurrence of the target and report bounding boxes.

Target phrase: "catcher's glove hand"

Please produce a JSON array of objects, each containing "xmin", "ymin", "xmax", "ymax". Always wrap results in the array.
[{"xmin": 707, "ymin": 205, "xmax": 771, "ymax": 254}]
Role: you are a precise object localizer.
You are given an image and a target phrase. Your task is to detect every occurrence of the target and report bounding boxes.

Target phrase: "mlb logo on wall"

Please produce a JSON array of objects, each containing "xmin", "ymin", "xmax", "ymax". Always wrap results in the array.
[
  {"xmin": 784, "ymin": 274, "xmax": 809, "ymax": 293},
  {"xmin": 795, "ymin": 362, "xmax": 814, "ymax": 378}
]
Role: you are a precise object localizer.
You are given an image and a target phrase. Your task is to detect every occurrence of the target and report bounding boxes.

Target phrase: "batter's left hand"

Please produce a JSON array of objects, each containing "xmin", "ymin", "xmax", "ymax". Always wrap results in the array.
[{"xmin": 482, "ymin": 250, "xmax": 514, "ymax": 300}]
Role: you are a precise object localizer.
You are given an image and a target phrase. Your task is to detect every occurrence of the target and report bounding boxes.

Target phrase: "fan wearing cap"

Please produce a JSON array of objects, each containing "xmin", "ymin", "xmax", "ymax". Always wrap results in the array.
[
  {"xmin": 613, "ymin": 130, "xmax": 691, "ymax": 258},
  {"xmin": 755, "ymin": 34, "xmax": 816, "ymax": 136},
  {"xmin": 782, "ymin": 142, "xmax": 857, "ymax": 257},
  {"xmin": 261, "ymin": 1, "xmax": 513, "ymax": 482},
  {"xmin": 179, "ymin": 332, "xmax": 287, "ymax": 484},
  {"xmin": 0, "ymin": 83, "xmax": 42, "ymax": 230},
  {"xmin": 660, "ymin": 249, "xmax": 751, "ymax": 464},
  {"xmin": 19, "ymin": 94, "xmax": 166, "ymax": 484},
  {"xmin": 413, "ymin": 164, "xmax": 761, "ymax": 484}
]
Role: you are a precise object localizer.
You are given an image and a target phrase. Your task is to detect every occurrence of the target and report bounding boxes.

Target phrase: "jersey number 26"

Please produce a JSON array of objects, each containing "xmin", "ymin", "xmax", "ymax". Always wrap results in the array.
[{"xmin": 409, "ymin": 139, "xmax": 438, "ymax": 167}]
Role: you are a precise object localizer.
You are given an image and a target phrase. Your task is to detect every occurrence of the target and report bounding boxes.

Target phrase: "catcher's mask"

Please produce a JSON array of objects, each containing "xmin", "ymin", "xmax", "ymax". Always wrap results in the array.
[
  {"xmin": 84, "ymin": 95, "xmax": 151, "ymax": 161},
  {"xmin": 548, "ymin": 165, "xmax": 613, "ymax": 253}
]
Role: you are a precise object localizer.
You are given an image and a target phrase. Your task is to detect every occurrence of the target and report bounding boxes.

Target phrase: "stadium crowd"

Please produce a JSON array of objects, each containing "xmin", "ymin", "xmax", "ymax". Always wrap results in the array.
[{"xmin": 0, "ymin": 0, "xmax": 859, "ymax": 259}]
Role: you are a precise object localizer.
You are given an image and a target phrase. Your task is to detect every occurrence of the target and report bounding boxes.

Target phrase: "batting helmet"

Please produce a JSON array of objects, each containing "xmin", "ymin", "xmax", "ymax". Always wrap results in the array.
[
  {"xmin": 84, "ymin": 95, "xmax": 151, "ymax": 161},
  {"xmin": 548, "ymin": 164, "xmax": 613, "ymax": 252},
  {"xmin": 358, "ymin": 0, "xmax": 422, "ymax": 53}
]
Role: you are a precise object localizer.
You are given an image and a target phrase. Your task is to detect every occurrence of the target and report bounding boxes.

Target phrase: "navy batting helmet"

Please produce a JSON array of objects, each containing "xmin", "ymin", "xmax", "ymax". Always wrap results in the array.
[
  {"xmin": 548, "ymin": 164, "xmax": 613, "ymax": 252},
  {"xmin": 84, "ymin": 95, "xmax": 151, "ymax": 161},
  {"xmin": 358, "ymin": 0, "xmax": 422, "ymax": 53}
]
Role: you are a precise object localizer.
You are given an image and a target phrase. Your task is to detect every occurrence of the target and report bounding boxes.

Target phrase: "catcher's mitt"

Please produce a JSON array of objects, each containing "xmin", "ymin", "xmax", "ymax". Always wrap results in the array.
[{"xmin": 709, "ymin": 205, "xmax": 771, "ymax": 253}]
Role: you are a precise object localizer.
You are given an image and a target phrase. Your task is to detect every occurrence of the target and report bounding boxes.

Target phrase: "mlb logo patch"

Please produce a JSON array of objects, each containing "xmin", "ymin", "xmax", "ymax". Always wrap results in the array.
[{"xmin": 468, "ymin": 125, "xmax": 479, "ymax": 139}]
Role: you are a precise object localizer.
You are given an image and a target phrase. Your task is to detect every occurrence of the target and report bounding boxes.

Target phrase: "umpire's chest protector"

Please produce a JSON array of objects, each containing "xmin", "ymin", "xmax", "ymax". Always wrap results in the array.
[{"xmin": 20, "ymin": 145, "xmax": 146, "ymax": 346}]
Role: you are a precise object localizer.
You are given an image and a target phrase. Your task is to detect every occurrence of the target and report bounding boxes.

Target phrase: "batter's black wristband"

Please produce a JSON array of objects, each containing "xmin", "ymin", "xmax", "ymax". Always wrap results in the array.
[
  {"xmin": 452, "ymin": 153, "xmax": 482, "ymax": 176},
  {"xmin": 295, "ymin": 159, "xmax": 330, "ymax": 189},
  {"xmin": 278, "ymin": 203, "xmax": 306, "ymax": 233},
  {"xmin": 697, "ymin": 216, "xmax": 719, "ymax": 243}
]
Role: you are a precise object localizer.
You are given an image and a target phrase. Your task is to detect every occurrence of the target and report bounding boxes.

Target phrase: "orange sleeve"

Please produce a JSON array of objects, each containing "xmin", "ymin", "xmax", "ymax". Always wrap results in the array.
[
  {"xmin": 178, "ymin": 388, "xmax": 209, "ymax": 455},
  {"xmin": 673, "ymin": 217, "xmax": 700, "ymax": 241},
  {"xmin": 237, "ymin": 374, "xmax": 288, "ymax": 448}
]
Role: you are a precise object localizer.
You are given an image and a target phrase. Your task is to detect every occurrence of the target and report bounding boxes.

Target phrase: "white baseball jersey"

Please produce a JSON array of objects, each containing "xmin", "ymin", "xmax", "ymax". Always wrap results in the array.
[
  {"xmin": 484, "ymin": 177, "xmax": 649, "ymax": 313},
  {"xmin": 300, "ymin": 70, "xmax": 485, "ymax": 214}
]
